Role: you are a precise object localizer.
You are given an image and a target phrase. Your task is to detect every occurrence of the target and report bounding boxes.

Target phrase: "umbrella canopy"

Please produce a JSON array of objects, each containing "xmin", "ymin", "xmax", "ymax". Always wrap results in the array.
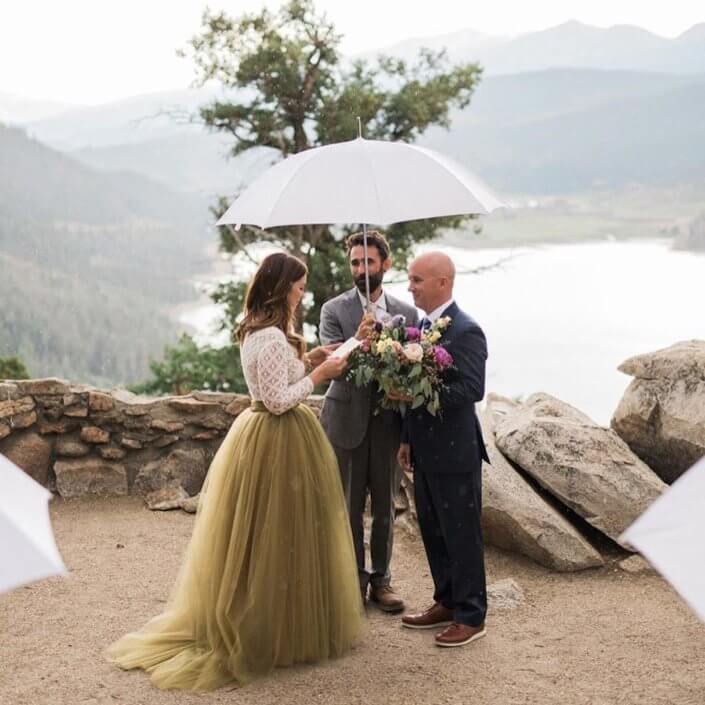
[
  {"xmin": 217, "ymin": 137, "xmax": 505, "ymax": 230},
  {"xmin": 620, "ymin": 455, "xmax": 705, "ymax": 622},
  {"xmin": 0, "ymin": 453, "xmax": 67, "ymax": 594}
]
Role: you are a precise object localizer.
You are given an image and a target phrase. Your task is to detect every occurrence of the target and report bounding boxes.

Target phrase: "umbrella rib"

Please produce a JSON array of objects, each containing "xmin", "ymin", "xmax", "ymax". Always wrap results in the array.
[{"xmin": 409, "ymin": 144, "xmax": 495, "ymax": 215}]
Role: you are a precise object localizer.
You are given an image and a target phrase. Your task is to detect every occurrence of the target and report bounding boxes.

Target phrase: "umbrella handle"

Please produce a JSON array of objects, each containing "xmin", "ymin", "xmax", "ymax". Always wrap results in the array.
[{"xmin": 362, "ymin": 223, "xmax": 372, "ymax": 314}]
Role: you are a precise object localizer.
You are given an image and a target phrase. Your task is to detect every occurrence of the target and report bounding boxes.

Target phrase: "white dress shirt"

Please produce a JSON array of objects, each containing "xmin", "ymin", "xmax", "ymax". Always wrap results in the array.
[
  {"xmin": 424, "ymin": 298, "xmax": 455, "ymax": 324},
  {"xmin": 358, "ymin": 289, "xmax": 389, "ymax": 322}
]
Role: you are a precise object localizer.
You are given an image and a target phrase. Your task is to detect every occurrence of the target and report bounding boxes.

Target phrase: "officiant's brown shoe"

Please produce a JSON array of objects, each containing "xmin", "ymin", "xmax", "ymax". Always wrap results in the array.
[
  {"xmin": 435, "ymin": 622, "xmax": 486, "ymax": 647},
  {"xmin": 401, "ymin": 602, "xmax": 453, "ymax": 629},
  {"xmin": 369, "ymin": 585, "xmax": 405, "ymax": 613}
]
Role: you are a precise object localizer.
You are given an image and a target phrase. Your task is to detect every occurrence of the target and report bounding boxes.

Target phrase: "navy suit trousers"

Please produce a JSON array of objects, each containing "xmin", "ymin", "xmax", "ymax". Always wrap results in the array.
[{"xmin": 413, "ymin": 467, "xmax": 487, "ymax": 626}]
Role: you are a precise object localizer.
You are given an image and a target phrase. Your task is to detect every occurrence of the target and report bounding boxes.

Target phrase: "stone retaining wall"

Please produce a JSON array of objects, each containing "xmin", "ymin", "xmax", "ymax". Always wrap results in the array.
[{"xmin": 0, "ymin": 377, "xmax": 322, "ymax": 499}]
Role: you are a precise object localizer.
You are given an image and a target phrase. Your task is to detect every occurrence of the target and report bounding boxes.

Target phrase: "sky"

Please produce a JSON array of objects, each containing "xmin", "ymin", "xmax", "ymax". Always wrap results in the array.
[{"xmin": 1, "ymin": 0, "xmax": 703, "ymax": 105}]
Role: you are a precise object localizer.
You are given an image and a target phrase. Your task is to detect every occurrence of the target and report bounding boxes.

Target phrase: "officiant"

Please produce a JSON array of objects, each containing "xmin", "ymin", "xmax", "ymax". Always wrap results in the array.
[{"xmin": 319, "ymin": 230, "xmax": 419, "ymax": 612}]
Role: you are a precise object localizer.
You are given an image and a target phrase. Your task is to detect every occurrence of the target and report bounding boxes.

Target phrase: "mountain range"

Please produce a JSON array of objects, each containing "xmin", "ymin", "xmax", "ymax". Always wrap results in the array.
[{"xmin": 1, "ymin": 21, "xmax": 700, "ymax": 196}]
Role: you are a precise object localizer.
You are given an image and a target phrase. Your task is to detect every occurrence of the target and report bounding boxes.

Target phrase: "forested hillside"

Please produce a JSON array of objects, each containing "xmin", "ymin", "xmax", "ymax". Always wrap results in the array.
[{"xmin": 0, "ymin": 126, "xmax": 209, "ymax": 385}]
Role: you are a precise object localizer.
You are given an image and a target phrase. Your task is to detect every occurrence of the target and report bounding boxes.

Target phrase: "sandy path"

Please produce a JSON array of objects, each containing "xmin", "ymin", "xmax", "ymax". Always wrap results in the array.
[{"xmin": 1, "ymin": 497, "xmax": 704, "ymax": 705}]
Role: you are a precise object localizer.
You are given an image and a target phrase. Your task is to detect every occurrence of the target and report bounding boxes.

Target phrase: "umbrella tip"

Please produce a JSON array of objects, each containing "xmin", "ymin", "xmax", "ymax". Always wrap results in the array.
[{"xmin": 356, "ymin": 116, "xmax": 362, "ymax": 139}]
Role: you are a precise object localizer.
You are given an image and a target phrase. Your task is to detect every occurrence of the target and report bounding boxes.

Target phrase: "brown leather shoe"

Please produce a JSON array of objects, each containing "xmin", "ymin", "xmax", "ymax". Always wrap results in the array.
[
  {"xmin": 369, "ymin": 585, "xmax": 405, "ymax": 613},
  {"xmin": 401, "ymin": 602, "xmax": 453, "ymax": 629},
  {"xmin": 435, "ymin": 622, "xmax": 486, "ymax": 647}
]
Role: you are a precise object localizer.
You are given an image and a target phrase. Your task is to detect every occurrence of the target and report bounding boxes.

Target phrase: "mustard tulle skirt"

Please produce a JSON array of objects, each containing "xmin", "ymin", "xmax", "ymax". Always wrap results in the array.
[{"xmin": 106, "ymin": 402, "xmax": 364, "ymax": 691}]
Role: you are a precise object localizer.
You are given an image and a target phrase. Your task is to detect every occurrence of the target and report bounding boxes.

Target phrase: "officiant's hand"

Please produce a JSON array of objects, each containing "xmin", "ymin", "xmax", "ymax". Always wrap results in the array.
[
  {"xmin": 355, "ymin": 313, "xmax": 376, "ymax": 340},
  {"xmin": 397, "ymin": 443, "xmax": 412, "ymax": 473},
  {"xmin": 306, "ymin": 343, "xmax": 340, "ymax": 368}
]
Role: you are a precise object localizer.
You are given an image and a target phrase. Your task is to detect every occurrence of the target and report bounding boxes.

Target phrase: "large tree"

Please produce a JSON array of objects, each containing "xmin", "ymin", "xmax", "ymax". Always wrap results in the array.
[{"xmin": 185, "ymin": 0, "xmax": 482, "ymax": 337}]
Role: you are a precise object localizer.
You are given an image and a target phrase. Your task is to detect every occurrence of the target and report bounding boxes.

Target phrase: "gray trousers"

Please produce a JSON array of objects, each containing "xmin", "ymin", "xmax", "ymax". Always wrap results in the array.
[{"xmin": 332, "ymin": 412, "xmax": 400, "ymax": 590}]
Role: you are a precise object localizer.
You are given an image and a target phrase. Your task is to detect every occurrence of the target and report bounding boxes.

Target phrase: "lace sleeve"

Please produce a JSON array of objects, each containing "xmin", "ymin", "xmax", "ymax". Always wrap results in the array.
[{"xmin": 256, "ymin": 337, "xmax": 314, "ymax": 415}]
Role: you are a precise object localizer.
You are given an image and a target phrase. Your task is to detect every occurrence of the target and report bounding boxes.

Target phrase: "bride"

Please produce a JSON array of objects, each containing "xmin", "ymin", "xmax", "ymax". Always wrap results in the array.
[{"xmin": 106, "ymin": 252, "xmax": 364, "ymax": 690}]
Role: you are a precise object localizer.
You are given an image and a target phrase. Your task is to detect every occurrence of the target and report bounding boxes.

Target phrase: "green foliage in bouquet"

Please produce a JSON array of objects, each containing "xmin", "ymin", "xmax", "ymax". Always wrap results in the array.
[{"xmin": 347, "ymin": 315, "xmax": 454, "ymax": 416}]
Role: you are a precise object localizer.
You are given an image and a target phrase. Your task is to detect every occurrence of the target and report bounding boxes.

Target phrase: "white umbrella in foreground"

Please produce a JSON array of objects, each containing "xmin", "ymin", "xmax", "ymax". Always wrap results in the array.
[
  {"xmin": 620, "ymin": 455, "xmax": 705, "ymax": 622},
  {"xmin": 0, "ymin": 453, "xmax": 67, "ymax": 594},
  {"xmin": 217, "ymin": 134, "xmax": 506, "ymax": 303}
]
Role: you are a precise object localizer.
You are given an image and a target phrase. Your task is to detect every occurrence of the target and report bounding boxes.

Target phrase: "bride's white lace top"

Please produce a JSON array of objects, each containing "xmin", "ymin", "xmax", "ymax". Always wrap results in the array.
[{"xmin": 241, "ymin": 327, "xmax": 314, "ymax": 415}]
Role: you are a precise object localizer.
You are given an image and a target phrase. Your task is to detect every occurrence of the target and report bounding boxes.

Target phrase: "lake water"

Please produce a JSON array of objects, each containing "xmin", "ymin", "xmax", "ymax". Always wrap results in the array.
[{"xmin": 180, "ymin": 239, "xmax": 705, "ymax": 425}]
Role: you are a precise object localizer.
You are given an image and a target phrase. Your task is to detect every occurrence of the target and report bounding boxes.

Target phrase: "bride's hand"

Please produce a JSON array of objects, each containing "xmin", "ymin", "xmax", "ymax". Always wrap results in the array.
[
  {"xmin": 310, "ymin": 355, "xmax": 349, "ymax": 385},
  {"xmin": 306, "ymin": 343, "xmax": 341, "ymax": 368}
]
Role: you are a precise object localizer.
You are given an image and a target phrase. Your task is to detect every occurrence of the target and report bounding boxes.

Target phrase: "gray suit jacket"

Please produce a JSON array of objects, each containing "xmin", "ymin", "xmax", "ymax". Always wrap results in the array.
[{"xmin": 319, "ymin": 288, "xmax": 420, "ymax": 450}]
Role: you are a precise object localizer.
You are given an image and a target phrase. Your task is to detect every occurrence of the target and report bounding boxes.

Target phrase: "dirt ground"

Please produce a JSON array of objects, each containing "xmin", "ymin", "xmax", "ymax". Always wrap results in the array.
[{"xmin": 1, "ymin": 497, "xmax": 704, "ymax": 705}]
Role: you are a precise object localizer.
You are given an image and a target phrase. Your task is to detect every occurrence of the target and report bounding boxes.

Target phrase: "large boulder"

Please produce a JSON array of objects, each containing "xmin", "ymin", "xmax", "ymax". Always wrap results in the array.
[
  {"xmin": 481, "ymin": 399, "xmax": 603, "ymax": 571},
  {"xmin": 0, "ymin": 431, "xmax": 53, "ymax": 485},
  {"xmin": 134, "ymin": 447, "xmax": 209, "ymax": 496},
  {"xmin": 612, "ymin": 340, "xmax": 705, "ymax": 483},
  {"xmin": 494, "ymin": 393, "xmax": 666, "ymax": 546},
  {"xmin": 54, "ymin": 458, "xmax": 128, "ymax": 498}
]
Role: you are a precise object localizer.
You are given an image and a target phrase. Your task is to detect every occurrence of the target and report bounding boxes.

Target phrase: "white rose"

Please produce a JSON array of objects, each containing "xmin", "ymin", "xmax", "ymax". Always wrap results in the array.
[{"xmin": 402, "ymin": 343, "xmax": 424, "ymax": 363}]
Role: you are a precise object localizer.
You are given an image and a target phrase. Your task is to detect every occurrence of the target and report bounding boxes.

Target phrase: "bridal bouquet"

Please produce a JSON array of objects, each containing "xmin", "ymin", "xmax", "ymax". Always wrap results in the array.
[{"xmin": 347, "ymin": 314, "xmax": 454, "ymax": 416}]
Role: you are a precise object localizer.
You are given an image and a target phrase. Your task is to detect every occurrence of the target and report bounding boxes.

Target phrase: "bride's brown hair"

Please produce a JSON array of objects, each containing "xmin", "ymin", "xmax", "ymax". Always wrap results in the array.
[{"xmin": 236, "ymin": 252, "xmax": 308, "ymax": 359}]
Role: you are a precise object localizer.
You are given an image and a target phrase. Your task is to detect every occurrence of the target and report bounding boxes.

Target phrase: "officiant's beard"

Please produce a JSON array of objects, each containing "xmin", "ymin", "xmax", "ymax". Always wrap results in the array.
[{"xmin": 354, "ymin": 272, "xmax": 384, "ymax": 296}]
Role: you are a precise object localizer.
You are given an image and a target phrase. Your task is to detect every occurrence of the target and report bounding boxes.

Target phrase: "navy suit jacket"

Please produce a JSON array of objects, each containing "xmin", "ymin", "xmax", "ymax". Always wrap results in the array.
[{"xmin": 402, "ymin": 302, "xmax": 489, "ymax": 474}]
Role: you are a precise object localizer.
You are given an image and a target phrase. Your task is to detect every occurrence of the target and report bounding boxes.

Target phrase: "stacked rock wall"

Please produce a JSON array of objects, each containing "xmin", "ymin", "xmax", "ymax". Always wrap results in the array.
[{"xmin": 0, "ymin": 377, "xmax": 322, "ymax": 499}]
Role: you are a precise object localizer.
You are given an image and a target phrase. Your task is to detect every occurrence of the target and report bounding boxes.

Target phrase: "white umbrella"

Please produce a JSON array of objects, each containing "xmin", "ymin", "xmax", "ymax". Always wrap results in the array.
[
  {"xmin": 217, "ymin": 134, "xmax": 506, "ymax": 303},
  {"xmin": 0, "ymin": 453, "xmax": 68, "ymax": 594},
  {"xmin": 620, "ymin": 455, "xmax": 705, "ymax": 622}
]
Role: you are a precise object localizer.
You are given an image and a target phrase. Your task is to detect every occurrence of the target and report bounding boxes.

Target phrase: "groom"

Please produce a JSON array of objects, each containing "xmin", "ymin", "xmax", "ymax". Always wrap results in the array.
[
  {"xmin": 397, "ymin": 251, "xmax": 490, "ymax": 647},
  {"xmin": 320, "ymin": 230, "xmax": 418, "ymax": 612}
]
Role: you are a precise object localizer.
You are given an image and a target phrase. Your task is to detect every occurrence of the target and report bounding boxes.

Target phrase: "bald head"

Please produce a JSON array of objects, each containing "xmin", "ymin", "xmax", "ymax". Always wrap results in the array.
[
  {"xmin": 407, "ymin": 250, "xmax": 456, "ymax": 314},
  {"xmin": 414, "ymin": 251, "xmax": 456, "ymax": 282}
]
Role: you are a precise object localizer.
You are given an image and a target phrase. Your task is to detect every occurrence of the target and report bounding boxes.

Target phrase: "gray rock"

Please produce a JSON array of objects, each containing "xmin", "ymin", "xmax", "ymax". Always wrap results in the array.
[
  {"xmin": 488, "ymin": 578, "xmax": 525, "ymax": 610},
  {"xmin": 618, "ymin": 555, "xmax": 655, "ymax": 575},
  {"xmin": 0, "ymin": 396, "xmax": 35, "ymax": 420},
  {"xmin": 80, "ymin": 426, "xmax": 110, "ymax": 444},
  {"xmin": 145, "ymin": 484, "xmax": 189, "ymax": 511},
  {"xmin": 179, "ymin": 494, "xmax": 201, "ymax": 513},
  {"xmin": 9, "ymin": 410, "xmax": 37, "ymax": 430},
  {"xmin": 88, "ymin": 391, "xmax": 114, "ymax": 412},
  {"xmin": 38, "ymin": 418, "xmax": 81, "ymax": 435},
  {"xmin": 54, "ymin": 458, "xmax": 128, "ymax": 498},
  {"xmin": 481, "ymin": 398, "xmax": 603, "ymax": 571},
  {"xmin": 612, "ymin": 340, "xmax": 705, "ymax": 483},
  {"xmin": 224, "ymin": 397, "xmax": 251, "ymax": 416},
  {"xmin": 150, "ymin": 419, "xmax": 185, "ymax": 433},
  {"xmin": 63, "ymin": 405, "xmax": 89, "ymax": 418},
  {"xmin": 98, "ymin": 445, "xmax": 126, "ymax": 460},
  {"xmin": 15, "ymin": 378, "xmax": 70, "ymax": 395},
  {"xmin": 494, "ymin": 393, "xmax": 666, "ymax": 546},
  {"xmin": 134, "ymin": 447, "xmax": 208, "ymax": 496},
  {"xmin": 168, "ymin": 397, "xmax": 222, "ymax": 414},
  {"xmin": 55, "ymin": 439, "xmax": 91, "ymax": 457},
  {"xmin": 0, "ymin": 431, "xmax": 52, "ymax": 485}
]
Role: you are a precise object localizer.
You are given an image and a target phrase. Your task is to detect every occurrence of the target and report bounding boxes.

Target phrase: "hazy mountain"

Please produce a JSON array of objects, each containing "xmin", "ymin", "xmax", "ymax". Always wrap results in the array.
[
  {"xmin": 0, "ymin": 125, "xmax": 210, "ymax": 385},
  {"xmin": 419, "ymin": 69, "xmax": 705, "ymax": 193},
  {"xmin": 0, "ymin": 125, "xmax": 206, "ymax": 223},
  {"xmin": 47, "ymin": 69, "xmax": 705, "ymax": 196},
  {"xmin": 366, "ymin": 20, "xmax": 705, "ymax": 75},
  {"xmin": 0, "ymin": 92, "xmax": 76, "ymax": 124},
  {"xmin": 72, "ymin": 132, "xmax": 277, "ymax": 198},
  {"xmin": 25, "ymin": 86, "xmax": 239, "ymax": 150},
  {"xmin": 355, "ymin": 27, "xmax": 505, "ymax": 64}
]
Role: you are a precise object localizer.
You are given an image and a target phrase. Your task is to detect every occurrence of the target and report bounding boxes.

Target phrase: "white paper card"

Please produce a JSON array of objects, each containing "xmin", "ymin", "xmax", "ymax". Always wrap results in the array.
[{"xmin": 330, "ymin": 337, "xmax": 362, "ymax": 358}]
